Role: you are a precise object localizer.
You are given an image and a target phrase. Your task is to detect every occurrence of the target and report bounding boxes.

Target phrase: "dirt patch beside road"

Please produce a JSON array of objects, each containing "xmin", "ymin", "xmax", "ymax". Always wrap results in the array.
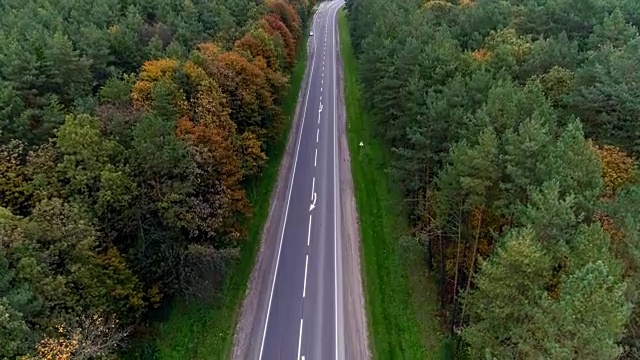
[{"xmin": 335, "ymin": 13, "xmax": 371, "ymax": 359}]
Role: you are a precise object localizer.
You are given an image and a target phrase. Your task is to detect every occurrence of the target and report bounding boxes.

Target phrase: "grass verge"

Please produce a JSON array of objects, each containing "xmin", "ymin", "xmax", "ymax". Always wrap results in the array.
[
  {"xmin": 338, "ymin": 9, "xmax": 443, "ymax": 359},
  {"xmin": 145, "ymin": 30, "xmax": 310, "ymax": 360}
]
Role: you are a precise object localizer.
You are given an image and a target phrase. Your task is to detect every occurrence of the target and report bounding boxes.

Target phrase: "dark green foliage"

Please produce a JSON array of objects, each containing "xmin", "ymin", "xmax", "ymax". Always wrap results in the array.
[
  {"xmin": 567, "ymin": 38, "xmax": 640, "ymax": 155},
  {"xmin": 0, "ymin": 0, "xmax": 262, "ymax": 147},
  {"xmin": 517, "ymin": 33, "xmax": 581, "ymax": 81},
  {"xmin": 0, "ymin": 242, "xmax": 39, "ymax": 359},
  {"xmin": 463, "ymin": 224, "xmax": 630, "ymax": 359},
  {"xmin": 347, "ymin": 0, "xmax": 640, "ymax": 357},
  {"xmin": 587, "ymin": 8, "xmax": 639, "ymax": 50},
  {"xmin": 0, "ymin": 200, "xmax": 145, "ymax": 356}
]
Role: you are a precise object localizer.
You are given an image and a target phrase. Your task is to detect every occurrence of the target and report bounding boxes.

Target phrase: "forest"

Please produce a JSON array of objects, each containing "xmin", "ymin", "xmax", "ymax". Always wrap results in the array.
[
  {"xmin": 0, "ymin": 0, "xmax": 311, "ymax": 357},
  {"xmin": 345, "ymin": 0, "xmax": 640, "ymax": 358}
]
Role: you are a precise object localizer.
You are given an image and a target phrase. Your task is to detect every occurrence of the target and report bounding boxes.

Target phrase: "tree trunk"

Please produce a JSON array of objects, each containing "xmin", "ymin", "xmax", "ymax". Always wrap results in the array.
[
  {"xmin": 425, "ymin": 232, "xmax": 433, "ymax": 270},
  {"xmin": 450, "ymin": 207, "xmax": 463, "ymax": 335},
  {"xmin": 438, "ymin": 230, "xmax": 445, "ymax": 310},
  {"xmin": 423, "ymin": 171, "xmax": 433, "ymax": 270},
  {"xmin": 460, "ymin": 209, "xmax": 483, "ymax": 323}
]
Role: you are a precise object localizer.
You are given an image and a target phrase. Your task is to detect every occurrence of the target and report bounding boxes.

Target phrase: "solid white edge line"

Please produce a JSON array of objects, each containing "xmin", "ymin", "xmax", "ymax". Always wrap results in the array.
[
  {"xmin": 332, "ymin": 2, "xmax": 340, "ymax": 360},
  {"xmin": 297, "ymin": 318, "xmax": 304, "ymax": 360},
  {"xmin": 258, "ymin": 7, "xmax": 319, "ymax": 359}
]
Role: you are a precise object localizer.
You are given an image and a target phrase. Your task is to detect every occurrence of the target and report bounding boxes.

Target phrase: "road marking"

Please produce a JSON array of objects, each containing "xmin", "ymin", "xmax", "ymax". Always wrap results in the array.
[
  {"xmin": 309, "ymin": 192, "xmax": 316, "ymax": 211},
  {"xmin": 314, "ymin": 148, "xmax": 318, "ymax": 166},
  {"xmin": 317, "ymin": 128, "xmax": 319, "ymax": 142},
  {"xmin": 303, "ymin": 254, "xmax": 309, "ymax": 296},
  {"xmin": 297, "ymin": 318, "xmax": 304, "ymax": 360},
  {"xmin": 258, "ymin": 6, "xmax": 320, "ymax": 359},
  {"xmin": 311, "ymin": 177, "xmax": 315, "ymax": 197},
  {"xmin": 330, "ymin": 3, "xmax": 340, "ymax": 359},
  {"xmin": 307, "ymin": 215, "xmax": 312, "ymax": 246},
  {"xmin": 319, "ymin": 102, "xmax": 323, "ymax": 112}
]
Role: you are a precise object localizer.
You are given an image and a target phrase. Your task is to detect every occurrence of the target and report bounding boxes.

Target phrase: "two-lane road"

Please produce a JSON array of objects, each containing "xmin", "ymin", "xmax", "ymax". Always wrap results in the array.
[{"xmin": 258, "ymin": 1, "xmax": 345, "ymax": 359}]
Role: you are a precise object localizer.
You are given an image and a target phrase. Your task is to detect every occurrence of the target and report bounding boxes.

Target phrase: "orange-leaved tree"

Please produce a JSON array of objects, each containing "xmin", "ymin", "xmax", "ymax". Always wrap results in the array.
[
  {"xmin": 593, "ymin": 143, "xmax": 636, "ymax": 199},
  {"xmin": 132, "ymin": 58, "xmax": 252, "ymax": 243},
  {"xmin": 194, "ymin": 44, "xmax": 278, "ymax": 149},
  {"xmin": 267, "ymin": 0, "xmax": 301, "ymax": 41},
  {"xmin": 131, "ymin": 59, "xmax": 189, "ymax": 115},
  {"xmin": 235, "ymin": 27, "xmax": 286, "ymax": 73},
  {"xmin": 261, "ymin": 14, "xmax": 296, "ymax": 70}
]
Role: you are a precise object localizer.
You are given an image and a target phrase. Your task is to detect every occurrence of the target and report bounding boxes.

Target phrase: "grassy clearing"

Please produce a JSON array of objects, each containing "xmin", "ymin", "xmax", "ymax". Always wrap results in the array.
[
  {"xmin": 337, "ymin": 9, "xmax": 443, "ymax": 359},
  {"xmin": 146, "ymin": 30, "xmax": 310, "ymax": 360}
]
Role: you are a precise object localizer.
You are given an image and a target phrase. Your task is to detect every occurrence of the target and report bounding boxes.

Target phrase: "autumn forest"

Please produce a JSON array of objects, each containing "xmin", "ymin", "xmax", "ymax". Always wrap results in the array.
[
  {"xmin": 4, "ymin": 0, "xmax": 640, "ymax": 358},
  {"xmin": 346, "ymin": 0, "xmax": 640, "ymax": 358},
  {"xmin": 0, "ymin": 0, "xmax": 311, "ymax": 357}
]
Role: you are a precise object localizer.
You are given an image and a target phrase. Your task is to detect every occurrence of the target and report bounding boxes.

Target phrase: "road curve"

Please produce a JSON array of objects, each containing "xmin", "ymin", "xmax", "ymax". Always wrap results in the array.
[{"xmin": 232, "ymin": 1, "xmax": 350, "ymax": 359}]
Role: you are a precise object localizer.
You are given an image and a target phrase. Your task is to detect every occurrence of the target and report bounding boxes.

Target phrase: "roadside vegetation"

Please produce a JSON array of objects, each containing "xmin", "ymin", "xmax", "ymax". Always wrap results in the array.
[
  {"xmin": 0, "ymin": 0, "xmax": 312, "ymax": 358},
  {"xmin": 338, "ymin": 9, "xmax": 443, "ymax": 359},
  {"xmin": 149, "ymin": 27, "xmax": 311, "ymax": 360},
  {"xmin": 344, "ymin": 0, "xmax": 640, "ymax": 358}
]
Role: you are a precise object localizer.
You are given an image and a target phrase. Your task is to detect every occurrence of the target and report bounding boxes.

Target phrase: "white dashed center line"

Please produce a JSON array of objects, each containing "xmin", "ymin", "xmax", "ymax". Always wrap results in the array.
[
  {"xmin": 297, "ymin": 319, "xmax": 304, "ymax": 360},
  {"xmin": 303, "ymin": 254, "xmax": 309, "ymax": 296}
]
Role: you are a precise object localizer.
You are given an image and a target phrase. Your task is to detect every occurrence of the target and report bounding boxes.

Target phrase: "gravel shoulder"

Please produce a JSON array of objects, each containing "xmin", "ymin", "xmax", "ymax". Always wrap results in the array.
[{"xmin": 335, "ymin": 8, "xmax": 370, "ymax": 358}]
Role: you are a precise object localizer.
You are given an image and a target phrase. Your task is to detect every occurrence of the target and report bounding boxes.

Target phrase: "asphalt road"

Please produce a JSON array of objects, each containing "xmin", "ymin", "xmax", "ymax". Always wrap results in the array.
[{"xmin": 257, "ymin": 2, "xmax": 346, "ymax": 359}]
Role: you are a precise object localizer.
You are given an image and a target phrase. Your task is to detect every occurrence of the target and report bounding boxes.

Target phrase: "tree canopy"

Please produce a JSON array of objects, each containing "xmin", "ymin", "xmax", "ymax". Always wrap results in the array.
[
  {"xmin": 0, "ymin": 0, "xmax": 310, "ymax": 357},
  {"xmin": 346, "ymin": 0, "xmax": 640, "ymax": 357}
]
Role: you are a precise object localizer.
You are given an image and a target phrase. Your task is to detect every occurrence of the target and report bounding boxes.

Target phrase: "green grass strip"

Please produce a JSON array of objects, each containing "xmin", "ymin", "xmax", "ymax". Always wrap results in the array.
[
  {"xmin": 337, "ymin": 9, "xmax": 443, "ymax": 360},
  {"xmin": 150, "ymin": 31, "xmax": 310, "ymax": 360}
]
